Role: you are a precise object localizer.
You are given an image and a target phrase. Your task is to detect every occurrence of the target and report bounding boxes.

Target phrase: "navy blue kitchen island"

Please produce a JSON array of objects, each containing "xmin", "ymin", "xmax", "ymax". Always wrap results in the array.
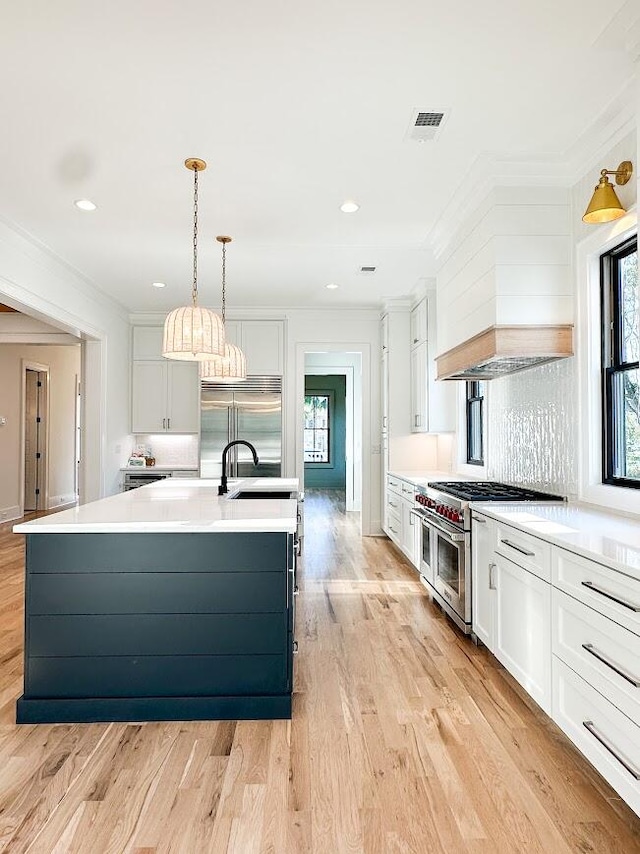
[{"xmin": 14, "ymin": 478, "xmax": 298, "ymax": 724}]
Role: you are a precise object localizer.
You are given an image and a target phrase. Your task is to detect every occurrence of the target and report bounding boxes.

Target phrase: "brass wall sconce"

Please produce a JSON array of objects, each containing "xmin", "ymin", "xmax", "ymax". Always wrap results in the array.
[{"xmin": 582, "ymin": 161, "xmax": 633, "ymax": 224}]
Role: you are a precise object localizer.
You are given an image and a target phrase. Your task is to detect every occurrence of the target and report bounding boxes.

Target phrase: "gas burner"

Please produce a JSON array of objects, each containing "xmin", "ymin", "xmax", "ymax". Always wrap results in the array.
[{"xmin": 426, "ymin": 481, "xmax": 565, "ymax": 503}]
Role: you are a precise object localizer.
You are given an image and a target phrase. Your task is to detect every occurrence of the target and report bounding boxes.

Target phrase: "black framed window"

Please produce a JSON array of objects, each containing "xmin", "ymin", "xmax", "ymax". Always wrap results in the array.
[
  {"xmin": 304, "ymin": 395, "xmax": 330, "ymax": 463},
  {"xmin": 602, "ymin": 236, "xmax": 639, "ymax": 487},
  {"xmin": 466, "ymin": 381, "xmax": 484, "ymax": 465}
]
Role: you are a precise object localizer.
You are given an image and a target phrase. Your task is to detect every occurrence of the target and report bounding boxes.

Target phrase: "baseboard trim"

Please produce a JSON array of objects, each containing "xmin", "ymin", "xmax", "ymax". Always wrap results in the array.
[{"xmin": 0, "ymin": 505, "xmax": 21, "ymax": 523}]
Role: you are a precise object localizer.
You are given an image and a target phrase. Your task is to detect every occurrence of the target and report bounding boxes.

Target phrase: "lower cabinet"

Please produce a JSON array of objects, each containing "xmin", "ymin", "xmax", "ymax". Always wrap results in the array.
[
  {"xmin": 471, "ymin": 512, "xmax": 551, "ymax": 714},
  {"xmin": 384, "ymin": 476, "xmax": 419, "ymax": 569},
  {"xmin": 493, "ymin": 553, "xmax": 551, "ymax": 713},
  {"xmin": 472, "ymin": 510, "xmax": 640, "ymax": 817}
]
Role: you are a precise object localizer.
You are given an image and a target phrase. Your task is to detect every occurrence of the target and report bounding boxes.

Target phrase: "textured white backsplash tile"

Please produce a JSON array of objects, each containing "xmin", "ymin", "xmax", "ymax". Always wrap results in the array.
[
  {"xmin": 133, "ymin": 434, "xmax": 199, "ymax": 467},
  {"xmin": 487, "ymin": 358, "xmax": 577, "ymax": 497}
]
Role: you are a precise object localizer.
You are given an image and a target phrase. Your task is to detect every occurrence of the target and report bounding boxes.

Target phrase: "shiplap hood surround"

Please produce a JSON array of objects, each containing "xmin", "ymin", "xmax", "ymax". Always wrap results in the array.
[{"xmin": 435, "ymin": 186, "xmax": 574, "ymax": 380}]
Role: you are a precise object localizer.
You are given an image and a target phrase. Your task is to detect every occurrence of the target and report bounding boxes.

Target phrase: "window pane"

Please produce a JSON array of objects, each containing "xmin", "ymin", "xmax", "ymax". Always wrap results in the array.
[
  {"xmin": 468, "ymin": 400, "xmax": 483, "ymax": 462},
  {"xmin": 621, "ymin": 249, "xmax": 638, "ymax": 364},
  {"xmin": 611, "ymin": 368, "xmax": 640, "ymax": 479},
  {"xmin": 304, "ymin": 395, "xmax": 330, "ymax": 463}
]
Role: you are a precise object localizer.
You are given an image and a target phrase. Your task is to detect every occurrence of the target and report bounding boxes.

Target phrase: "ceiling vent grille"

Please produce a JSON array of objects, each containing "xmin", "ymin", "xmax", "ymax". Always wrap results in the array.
[
  {"xmin": 405, "ymin": 108, "xmax": 449, "ymax": 142},
  {"xmin": 360, "ymin": 266, "xmax": 376, "ymax": 273}
]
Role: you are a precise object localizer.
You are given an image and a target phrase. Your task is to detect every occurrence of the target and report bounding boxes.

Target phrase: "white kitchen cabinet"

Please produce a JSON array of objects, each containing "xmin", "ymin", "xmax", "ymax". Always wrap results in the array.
[
  {"xmin": 410, "ymin": 298, "xmax": 427, "ymax": 348},
  {"xmin": 381, "ymin": 348, "xmax": 389, "ymax": 436},
  {"xmin": 471, "ymin": 513, "xmax": 495, "ymax": 648},
  {"xmin": 131, "ymin": 360, "xmax": 199, "ymax": 433},
  {"xmin": 471, "ymin": 512, "xmax": 551, "ymax": 713},
  {"xmin": 226, "ymin": 320, "xmax": 284, "ymax": 375},
  {"xmin": 407, "ymin": 291, "xmax": 455, "ymax": 434},
  {"xmin": 410, "ymin": 342, "xmax": 428, "ymax": 433},
  {"xmin": 494, "ymin": 552, "xmax": 552, "ymax": 714},
  {"xmin": 132, "ymin": 326, "xmax": 164, "ymax": 360}
]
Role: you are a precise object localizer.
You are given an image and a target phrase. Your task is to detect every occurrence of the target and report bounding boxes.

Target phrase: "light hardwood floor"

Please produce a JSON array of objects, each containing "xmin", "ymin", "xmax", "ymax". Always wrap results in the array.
[{"xmin": 0, "ymin": 492, "xmax": 638, "ymax": 853}]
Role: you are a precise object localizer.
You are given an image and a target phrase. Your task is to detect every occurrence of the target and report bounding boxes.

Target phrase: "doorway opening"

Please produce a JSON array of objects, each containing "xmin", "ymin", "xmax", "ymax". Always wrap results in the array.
[
  {"xmin": 301, "ymin": 351, "xmax": 363, "ymax": 515},
  {"xmin": 23, "ymin": 364, "xmax": 49, "ymax": 513}
]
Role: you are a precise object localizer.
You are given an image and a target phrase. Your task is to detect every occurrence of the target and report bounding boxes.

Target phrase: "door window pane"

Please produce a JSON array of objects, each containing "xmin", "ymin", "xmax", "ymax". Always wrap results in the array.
[{"xmin": 304, "ymin": 395, "xmax": 330, "ymax": 463}]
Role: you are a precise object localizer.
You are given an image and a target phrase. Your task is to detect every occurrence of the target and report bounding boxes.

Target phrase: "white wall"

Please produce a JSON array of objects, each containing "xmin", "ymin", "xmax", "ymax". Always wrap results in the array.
[
  {"xmin": 0, "ymin": 218, "xmax": 131, "ymax": 501},
  {"xmin": 0, "ymin": 343, "xmax": 81, "ymax": 519}
]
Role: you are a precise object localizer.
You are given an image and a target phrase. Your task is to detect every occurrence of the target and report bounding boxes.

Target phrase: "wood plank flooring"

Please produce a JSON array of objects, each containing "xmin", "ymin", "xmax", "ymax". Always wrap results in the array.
[{"xmin": 0, "ymin": 491, "xmax": 638, "ymax": 852}]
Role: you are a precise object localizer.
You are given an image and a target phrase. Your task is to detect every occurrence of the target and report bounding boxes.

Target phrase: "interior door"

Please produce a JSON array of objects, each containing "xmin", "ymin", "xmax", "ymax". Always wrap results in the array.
[
  {"xmin": 24, "ymin": 369, "xmax": 45, "ymax": 512},
  {"xmin": 200, "ymin": 389, "xmax": 233, "ymax": 478},
  {"xmin": 235, "ymin": 391, "xmax": 282, "ymax": 478}
]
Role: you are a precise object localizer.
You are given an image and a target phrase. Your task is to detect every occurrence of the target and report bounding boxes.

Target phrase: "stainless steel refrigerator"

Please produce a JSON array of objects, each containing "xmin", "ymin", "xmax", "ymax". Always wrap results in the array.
[{"xmin": 200, "ymin": 377, "xmax": 282, "ymax": 479}]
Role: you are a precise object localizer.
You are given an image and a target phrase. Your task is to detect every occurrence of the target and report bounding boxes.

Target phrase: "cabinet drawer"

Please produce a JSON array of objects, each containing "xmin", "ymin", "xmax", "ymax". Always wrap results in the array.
[
  {"xmin": 553, "ymin": 657, "xmax": 640, "ymax": 816},
  {"xmin": 386, "ymin": 512, "xmax": 401, "ymax": 544},
  {"xmin": 552, "ymin": 588, "xmax": 640, "ymax": 724},
  {"xmin": 400, "ymin": 481, "xmax": 416, "ymax": 499},
  {"xmin": 495, "ymin": 522, "xmax": 551, "ymax": 581},
  {"xmin": 387, "ymin": 475, "xmax": 402, "ymax": 496},
  {"xmin": 386, "ymin": 491, "xmax": 402, "ymax": 517},
  {"xmin": 553, "ymin": 548, "xmax": 640, "ymax": 637}
]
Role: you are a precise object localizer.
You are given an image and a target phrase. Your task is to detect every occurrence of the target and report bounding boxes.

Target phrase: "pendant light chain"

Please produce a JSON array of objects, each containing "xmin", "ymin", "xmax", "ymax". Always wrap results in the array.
[
  {"xmin": 221, "ymin": 239, "xmax": 226, "ymax": 325},
  {"xmin": 192, "ymin": 166, "xmax": 199, "ymax": 306}
]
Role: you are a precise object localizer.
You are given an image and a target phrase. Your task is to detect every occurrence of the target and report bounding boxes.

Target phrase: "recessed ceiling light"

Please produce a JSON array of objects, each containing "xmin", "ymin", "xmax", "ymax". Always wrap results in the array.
[
  {"xmin": 152, "ymin": 281, "xmax": 166, "ymax": 288},
  {"xmin": 74, "ymin": 199, "xmax": 97, "ymax": 211},
  {"xmin": 326, "ymin": 283, "xmax": 339, "ymax": 290},
  {"xmin": 340, "ymin": 200, "xmax": 359, "ymax": 213}
]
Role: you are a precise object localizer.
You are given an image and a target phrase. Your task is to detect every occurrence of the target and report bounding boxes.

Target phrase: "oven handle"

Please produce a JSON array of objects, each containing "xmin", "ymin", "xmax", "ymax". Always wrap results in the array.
[{"xmin": 411, "ymin": 509, "xmax": 465, "ymax": 543}]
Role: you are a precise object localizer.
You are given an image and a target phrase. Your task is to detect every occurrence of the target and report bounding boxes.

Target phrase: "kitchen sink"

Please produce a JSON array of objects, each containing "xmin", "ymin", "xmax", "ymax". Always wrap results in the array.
[{"xmin": 230, "ymin": 490, "xmax": 294, "ymax": 500}]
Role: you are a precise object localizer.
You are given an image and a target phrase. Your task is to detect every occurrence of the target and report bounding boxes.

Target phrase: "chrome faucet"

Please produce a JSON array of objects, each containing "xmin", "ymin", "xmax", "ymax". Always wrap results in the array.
[{"xmin": 219, "ymin": 440, "xmax": 259, "ymax": 495}]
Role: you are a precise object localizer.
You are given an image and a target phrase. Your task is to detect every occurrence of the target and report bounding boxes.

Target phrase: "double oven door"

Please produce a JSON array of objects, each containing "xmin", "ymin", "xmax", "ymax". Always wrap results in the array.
[{"xmin": 416, "ymin": 510, "xmax": 471, "ymax": 632}]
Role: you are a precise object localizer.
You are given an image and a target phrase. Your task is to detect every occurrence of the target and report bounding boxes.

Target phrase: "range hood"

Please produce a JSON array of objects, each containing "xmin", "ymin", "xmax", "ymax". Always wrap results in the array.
[{"xmin": 436, "ymin": 324, "xmax": 573, "ymax": 381}]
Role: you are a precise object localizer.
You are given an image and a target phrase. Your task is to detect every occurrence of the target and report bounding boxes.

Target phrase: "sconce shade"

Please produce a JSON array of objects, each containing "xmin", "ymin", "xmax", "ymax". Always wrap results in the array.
[
  {"xmin": 199, "ymin": 343, "xmax": 247, "ymax": 382},
  {"xmin": 582, "ymin": 176, "xmax": 626, "ymax": 224},
  {"xmin": 162, "ymin": 305, "xmax": 226, "ymax": 360}
]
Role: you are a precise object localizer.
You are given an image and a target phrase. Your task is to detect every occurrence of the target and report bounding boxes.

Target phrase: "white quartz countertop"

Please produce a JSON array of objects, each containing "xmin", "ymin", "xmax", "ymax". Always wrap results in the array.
[
  {"xmin": 388, "ymin": 470, "xmax": 472, "ymax": 487},
  {"xmin": 14, "ymin": 478, "xmax": 299, "ymax": 534},
  {"xmin": 120, "ymin": 465, "xmax": 199, "ymax": 472},
  {"xmin": 471, "ymin": 502, "xmax": 640, "ymax": 580}
]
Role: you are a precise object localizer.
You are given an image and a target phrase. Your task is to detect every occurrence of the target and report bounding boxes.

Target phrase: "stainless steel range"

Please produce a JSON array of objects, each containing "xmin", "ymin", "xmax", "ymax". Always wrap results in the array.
[{"xmin": 412, "ymin": 481, "xmax": 564, "ymax": 635}]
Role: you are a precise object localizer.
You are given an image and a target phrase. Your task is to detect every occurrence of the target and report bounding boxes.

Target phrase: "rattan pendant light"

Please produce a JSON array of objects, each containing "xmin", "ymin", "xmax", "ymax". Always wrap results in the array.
[
  {"xmin": 200, "ymin": 236, "xmax": 247, "ymax": 383},
  {"xmin": 162, "ymin": 158, "xmax": 225, "ymax": 360}
]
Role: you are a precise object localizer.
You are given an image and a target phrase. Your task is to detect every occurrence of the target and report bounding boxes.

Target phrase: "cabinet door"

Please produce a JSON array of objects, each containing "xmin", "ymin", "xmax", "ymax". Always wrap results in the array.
[
  {"xmin": 471, "ymin": 514, "xmax": 495, "ymax": 649},
  {"xmin": 410, "ymin": 342, "xmax": 427, "ymax": 433},
  {"xmin": 131, "ymin": 362, "xmax": 167, "ymax": 433},
  {"xmin": 223, "ymin": 320, "xmax": 241, "ymax": 347},
  {"xmin": 166, "ymin": 362, "xmax": 200, "ymax": 433},
  {"xmin": 381, "ymin": 349, "xmax": 389, "ymax": 435},
  {"xmin": 494, "ymin": 553, "xmax": 552, "ymax": 713},
  {"xmin": 401, "ymin": 498, "xmax": 419, "ymax": 569},
  {"xmin": 410, "ymin": 299, "xmax": 427, "ymax": 348},
  {"xmin": 381, "ymin": 314, "xmax": 389, "ymax": 353},
  {"xmin": 240, "ymin": 321, "xmax": 284, "ymax": 375},
  {"xmin": 133, "ymin": 327, "xmax": 164, "ymax": 360}
]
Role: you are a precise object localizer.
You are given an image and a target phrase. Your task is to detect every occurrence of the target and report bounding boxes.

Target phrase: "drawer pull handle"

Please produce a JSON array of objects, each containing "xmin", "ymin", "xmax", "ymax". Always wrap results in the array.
[
  {"xmin": 474, "ymin": 517, "xmax": 487, "ymax": 524},
  {"xmin": 581, "ymin": 581, "xmax": 640, "ymax": 612},
  {"xmin": 582, "ymin": 643, "xmax": 640, "ymax": 688},
  {"xmin": 389, "ymin": 501, "xmax": 398, "ymax": 508},
  {"xmin": 500, "ymin": 538, "xmax": 535, "ymax": 557},
  {"xmin": 582, "ymin": 720, "xmax": 640, "ymax": 780},
  {"xmin": 489, "ymin": 562, "xmax": 497, "ymax": 590}
]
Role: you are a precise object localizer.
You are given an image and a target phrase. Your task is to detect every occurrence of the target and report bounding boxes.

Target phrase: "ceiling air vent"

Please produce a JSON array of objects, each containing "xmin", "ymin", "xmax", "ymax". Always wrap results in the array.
[
  {"xmin": 405, "ymin": 108, "xmax": 448, "ymax": 142},
  {"xmin": 360, "ymin": 266, "xmax": 376, "ymax": 273}
]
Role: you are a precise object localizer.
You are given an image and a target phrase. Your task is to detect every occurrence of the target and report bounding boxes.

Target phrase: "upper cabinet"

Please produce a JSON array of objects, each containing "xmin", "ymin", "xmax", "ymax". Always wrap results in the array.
[
  {"xmin": 408, "ymin": 292, "xmax": 455, "ymax": 433},
  {"xmin": 225, "ymin": 320, "xmax": 284, "ymax": 376}
]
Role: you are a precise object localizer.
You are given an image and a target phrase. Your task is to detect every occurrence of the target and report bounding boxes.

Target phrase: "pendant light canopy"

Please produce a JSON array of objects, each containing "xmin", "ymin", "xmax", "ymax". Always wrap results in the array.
[
  {"xmin": 200, "ymin": 236, "xmax": 248, "ymax": 383},
  {"xmin": 582, "ymin": 161, "xmax": 633, "ymax": 225},
  {"xmin": 162, "ymin": 158, "xmax": 225, "ymax": 360}
]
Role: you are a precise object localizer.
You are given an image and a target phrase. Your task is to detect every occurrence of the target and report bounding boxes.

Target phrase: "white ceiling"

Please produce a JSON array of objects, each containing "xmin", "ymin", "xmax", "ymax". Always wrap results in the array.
[{"xmin": 0, "ymin": 1, "xmax": 636, "ymax": 312}]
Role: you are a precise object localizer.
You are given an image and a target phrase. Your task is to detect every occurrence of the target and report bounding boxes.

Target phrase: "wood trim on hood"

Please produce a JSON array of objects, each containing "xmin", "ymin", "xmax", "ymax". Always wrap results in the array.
[{"xmin": 436, "ymin": 324, "xmax": 574, "ymax": 380}]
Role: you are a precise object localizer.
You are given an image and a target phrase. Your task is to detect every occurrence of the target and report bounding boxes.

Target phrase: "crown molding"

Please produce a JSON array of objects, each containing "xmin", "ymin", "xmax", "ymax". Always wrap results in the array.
[
  {"xmin": 0, "ymin": 213, "xmax": 129, "ymax": 322},
  {"xmin": 428, "ymin": 72, "xmax": 639, "ymax": 265}
]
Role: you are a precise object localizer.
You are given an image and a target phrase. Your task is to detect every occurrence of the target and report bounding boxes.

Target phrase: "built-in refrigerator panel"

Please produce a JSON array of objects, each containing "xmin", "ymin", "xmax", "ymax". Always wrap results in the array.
[
  {"xmin": 199, "ymin": 378, "xmax": 282, "ymax": 479},
  {"xmin": 200, "ymin": 389, "xmax": 234, "ymax": 479},
  {"xmin": 235, "ymin": 391, "xmax": 282, "ymax": 478}
]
